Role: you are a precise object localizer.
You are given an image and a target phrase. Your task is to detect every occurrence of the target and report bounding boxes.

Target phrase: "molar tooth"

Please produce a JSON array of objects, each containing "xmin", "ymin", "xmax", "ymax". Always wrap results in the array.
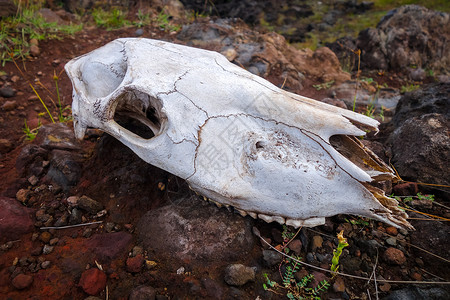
[
  {"xmin": 236, "ymin": 209, "xmax": 247, "ymax": 217},
  {"xmin": 247, "ymin": 212, "xmax": 257, "ymax": 219},
  {"xmin": 258, "ymin": 214, "xmax": 274, "ymax": 223},
  {"xmin": 272, "ymin": 216, "xmax": 285, "ymax": 225},
  {"xmin": 286, "ymin": 219, "xmax": 303, "ymax": 228}
]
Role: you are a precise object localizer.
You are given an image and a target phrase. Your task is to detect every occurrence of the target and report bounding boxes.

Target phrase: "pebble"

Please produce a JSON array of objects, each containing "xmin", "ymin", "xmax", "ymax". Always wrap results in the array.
[
  {"xmin": 385, "ymin": 226, "xmax": 398, "ymax": 236},
  {"xmin": 379, "ymin": 282, "xmax": 391, "ymax": 292},
  {"xmin": 42, "ymin": 245, "xmax": 54, "ymax": 255},
  {"xmin": 78, "ymin": 195, "xmax": 103, "ymax": 214},
  {"xmin": 39, "ymin": 232, "xmax": 52, "ymax": 243},
  {"xmin": 289, "ymin": 239, "xmax": 302, "ymax": 255},
  {"xmin": 135, "ymin": 28, "xmax": 144, "ymax": 36},
  {"xmin": 129, "ymin": 285, "xmax": 156, "ymax": 300},
  {"xmin": 105, "ymin": 222, "xmax": 115, "ymax": 232},
  {"xmin": 132, "ymin": 246, "xmax": 144, "ymax": 257},
  {"xmin": 383, "ymin": 247, "xmax": 406, "ymax": 265},
  {"xmin": 333, "ymin": 276, "xmax": 345, "ymax": 292},
  {"xmin": 41, "ymin": 261, "xmax": 51, "ymax": 269},
  {"xmin": 79, "ymin": 268, "xmax": 107, "ymax": 295},
  {"xmin": 145, "ymin": 260, "xmax": 157, "ymax": 270},
  {"xmin": 67, "ymin": 196, "xmax": 79, "ymax": 206},
  {"xmin": 311, "ymin": 235, "xmax": 323, "ymax": 251},
  {"xmin": 49, "ymin": 238, "xmax": 59, "ymax": 246},
  {"xmin": 262, "ymin": 250, "xmax": 282, "ymax": 267},
  {"xmin": 31, "ymin": 247, "xmax": 42, "ymax": 256},
  {"xmin": 15, "ymin": 188, "xmax": 29, "ymax": 203},
  {"xmin": 28, "ymin": 175, "xmax": 39, "ymax": 186},
  {"xmin": 69, "ymin": 208, "xmax": 82, "ymax": 224},
  {"xmin": 126, "ymin": 254, "xmax": 144, "ymax": 273},
  {"xmin": 223, "ymin": 264, "xmax": 256, "ymax": 286},
  {"xmin": 83, "ymin": 228, "xmax": 93, "ymax": 238},
  {"xmin": 0, "ymin": 87, "xmax": 16, "ymax": 98},
  {"xmin": 12, "ymin": 274, "xmax": 33, "ymax": 289},
  {"xmin": 30, "ymin": 45, "xmax": 40, "ymax": 57},
  {"xmin": 11, "ymin": 75, "xmax": 20, "ymax": 82},
  {"xmin": 386, "ymin": 237, "xmax": 397, "ymax": 246},
  {"xmin": 1, "ymin": 100, "xmax": 17, "ymax": 111}
]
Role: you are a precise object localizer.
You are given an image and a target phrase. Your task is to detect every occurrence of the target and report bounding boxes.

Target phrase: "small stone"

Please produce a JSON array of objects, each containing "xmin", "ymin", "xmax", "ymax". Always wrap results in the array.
[
  {"xmin": 1, "ymin": 100, "xmax": 17, "ymax": 111},
  {"xmin": 11, "ymin": 75, "xmax": 20, "ymax": 82},
  {"xmin": 176, "ymin": 266, "xmax": 185, "ymax": 275},
  {"xmin": 311, "ymin": 235, "xmax": 323, "ymax": 251},
  {"xmin": 379, "ymin": 282, "xmax": 391, "ymax": 292},
  {"xmin": 289, "ymin": 239, "xmax": 302, "ymax": 255},
  {"xmin": 411, "ymin": 272, "xmax": 422, "ymax": 281},
  {"xmin": 126, "ymin": 254, "xmax": 144, "ymax": 273},
  {"xmin": 105, "ymin": 222, "xmax": 115, "ymax": 232},
  {"xmin": 132, "ymin": 246, "xmax": 144, "ymax": 257},
  {"xmin": 145, "ymin": 260, "xmax": 157, "ymax": 270},
  {"xmin": 12, "ymin": 274, "xmax": 33, "ymax": 289},
  {"xmin": 385, "ymin": 226, "xmax": 398, "ymax": 236},
  {"xmin": 30, "ymin": 45, "xmax": 40, "ymax": 57},
  {"xmin": 83, "ymin": 228, "xmax": 93, "ymax": 238},
  {"xmin": 28, "ymin": 175, "xmax": 39, "ymax": 186},
  {"xmin": 69, "ymin": 208, "xmax": 82, "ymax": 224},
  {"xmin": 29, "ymin": 38, "xmax": 38, "ymax": 46},
  {"xmin": 39, "ymin": 232, "xmax": 52, "ymax": 243},
  {"xmin": 333, "ymin": 276, "xmax": 345, "ymax": 292},
  {"xmin": 49, "ymin": 238, "xmax": 59, "ymax": 246},
  {"xmin": 0, "ymin": 87, "xmax": 16, "ymax": 98},
  {"xmin": 221, "ymin": 48, "xmax": 237, "ymax": 61},
  {"xmin": 78, "ymin": 195, "xmax": 103, "ymax": 214},
  {"xmin": 31, "ymin": 247, "xmax": 42, "ymax": 256},
  {"xmin": 41, "ymin": 261, "xmax": 51, "ymax": 269},
  {"xmin": 342, "ymin": 257, "xmax": 362, "ymax": 273},
  {"xmin": 384, "ymin": 247, "xmax": 406, "ymax": 265},
  {"xmin": 67, "ymin": 196, "xmax": 79, "ymax": 206},
  {"xmin": 42, "ymin": 245, "xmax": 54, "ymax": 255},
  {"xmin": 16, "ymin": 189, "xmax": 30, "ymax": 203},
  {"xmin": 224, "ymin": 264, "xmax": 256, "ymax": 286},
  {"xmin": 262, "ymin": 250, "xmax": 282, "ymax": 267},
  {"xmin": 54, "ymin": 213, "xmax": 69, "ymax": 227},
  {"xmin": 31, "ymin": 233, "xmax": 39, "ymax": 242},
  {"xmin": 79, "ymin": 268, "xmax": 107, "ymax": 295},
  {"xmin": 0, "ymin": 138, "xmax": 13, "ymax": 153},
  {"xmin": 386, "ymin": 237, "xmax": 397, "ymax": 246},
  {"xmin": 135, "ymin": 28, "xmax": 144, "ymax": 36},
  {"xmin": 129, "ymin": 285, "xmax": 156, "ymax": 300}
]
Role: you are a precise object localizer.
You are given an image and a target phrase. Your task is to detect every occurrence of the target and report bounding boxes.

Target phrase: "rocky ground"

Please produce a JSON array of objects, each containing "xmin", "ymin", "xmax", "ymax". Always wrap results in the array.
[{"xmin": 0, "ymin": 1, "xmax": 449, "ymax": 300}]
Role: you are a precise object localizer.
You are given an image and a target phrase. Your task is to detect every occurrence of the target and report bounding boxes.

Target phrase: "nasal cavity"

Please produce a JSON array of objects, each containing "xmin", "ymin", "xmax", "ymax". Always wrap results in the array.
[{"xmin": 113, "ymin": 90, "xmax": 166, "ymax": 140}]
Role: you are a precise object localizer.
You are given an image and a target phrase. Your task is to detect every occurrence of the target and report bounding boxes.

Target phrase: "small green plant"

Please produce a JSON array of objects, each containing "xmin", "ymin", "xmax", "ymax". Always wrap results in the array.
[
  {"xmin": 92, "ymin": 7, "xmax": 130, "ymax": 30},
  {"xmin": 155, "ymin": 10, "xmax": 181, "ymax": 32},
  {"xmin": 400, "ymin": 84, "xmax": 420, "ymax": 94},
  {"xmin": 345, "ymin": 217, "xmax": 370, "ymax": 227},
  {"xmin": 133, "ymin": 9, "xmax": 151, "ymax": 28},
  {"xmin": 312, "ymin": 80, "xmax": 335, "ymax": 91},
  {"xmin": 23, "ymin": 116, "xmax": 42, "ymax": 141},
  {"xmin": 330, "ymin": 230, "xmax": 349, "ymax": 275},
  {"xmin": 0, "ymin": 1, "xmax": 82, "ymax": 65},
  {"xmin": 393, "ymin": 192, "xmax": 435, "ymax": 204},
  {"xmin": 263, "ymin": 226, "xmax": 330, "ymax": 299}
]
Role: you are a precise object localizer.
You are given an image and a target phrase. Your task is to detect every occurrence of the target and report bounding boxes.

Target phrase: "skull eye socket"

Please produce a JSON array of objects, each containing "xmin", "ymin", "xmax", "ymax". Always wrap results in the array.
[{"xmin": 112, "ymin": 89, "xmax": 166, "ymax": 140}]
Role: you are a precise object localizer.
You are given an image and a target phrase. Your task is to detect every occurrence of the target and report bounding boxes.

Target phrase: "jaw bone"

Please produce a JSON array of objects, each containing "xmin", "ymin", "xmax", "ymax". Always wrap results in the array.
[{"xmin": 65, "ymin": 38, "xmax": 411, "ymax": 230}]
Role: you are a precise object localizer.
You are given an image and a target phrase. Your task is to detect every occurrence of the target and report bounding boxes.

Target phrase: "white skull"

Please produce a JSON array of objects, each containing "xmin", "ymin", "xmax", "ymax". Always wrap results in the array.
[{"xmin": 65, "ymin": 38, "xmax": 411, "ymax": 229}]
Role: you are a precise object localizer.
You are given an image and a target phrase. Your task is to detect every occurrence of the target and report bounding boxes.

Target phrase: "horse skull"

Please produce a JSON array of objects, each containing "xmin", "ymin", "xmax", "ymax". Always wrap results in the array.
[{"xmin": 65, "ymin": 38, "xmax": 411, "ymax": 229}]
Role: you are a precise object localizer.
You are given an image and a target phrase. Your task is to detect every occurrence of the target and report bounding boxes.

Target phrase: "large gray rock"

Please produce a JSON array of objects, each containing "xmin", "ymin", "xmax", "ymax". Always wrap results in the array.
[
  {"xmin": 137, "ymin": 196, "xmax": 254, "ymax": 262},
  {"xmin": 357, "ymin": 5, "xmax": 449, "ymax": 73}
]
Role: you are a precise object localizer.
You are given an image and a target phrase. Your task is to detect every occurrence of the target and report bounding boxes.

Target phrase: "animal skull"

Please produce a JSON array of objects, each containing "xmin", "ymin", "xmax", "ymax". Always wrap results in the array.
[{"xmin": 65, "ymin": 38, "xmax": 411, "ymax": 229}]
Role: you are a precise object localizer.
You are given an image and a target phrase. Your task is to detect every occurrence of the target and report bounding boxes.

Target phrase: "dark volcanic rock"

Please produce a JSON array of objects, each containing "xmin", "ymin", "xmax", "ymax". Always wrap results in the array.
[
  {"xmin": 388, "ymin": 83, "xmax": 449, "ymax": 190},
  {"xmin": 383, "ymin": 286, "xmax": 450, "ymax": 300},
  {"xmin": 45, "ymin": 149, "xmax": 82, "ymax": 191},
  {"xmin": 129, "ymin": 285, "xmax": 156, "ymax": 300},
  {"xmin": 137, "ymin": 196, "xmax": 254, "ymax": 263},
  {"xmin": 0, "ymin": 197, "xmax": 34, "ymax": 243},
  {"xmin": 34, "ymin": 123, "xmax": 80, "ymax": 151},
  {"xmin": 357, "ymin": 5, "xmax": 449, "ymax": 73}
]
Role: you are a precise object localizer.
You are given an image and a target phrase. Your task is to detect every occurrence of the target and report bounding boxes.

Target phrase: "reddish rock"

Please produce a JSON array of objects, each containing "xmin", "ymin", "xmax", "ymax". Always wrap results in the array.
[
  {"xmin": 332, "ymin": 276, "xmax": 345, "ymax": 292},
  {"xmin": 126, "ymin": 254, "xmax": 144, "ymax": 273},
  {"xmin": 385, "ymin": 226, "xmax": 398, "ymax": 236},
  {"xmin": 310, "ymin": 271, "xmax": 329, "ymax": 288},
  {"xmin": 85, "ymin": 232, "xmax": 133, "ymax": 263},
  {"xmin": 393, "ymin": 182, "xmax": 418, "ymax": 196},
  {"xmin": 384, "ymin": 247, "xmax": 406, "ymax": 265},
  {"xmin": 79, "ymin": 268, "xmax": 107, "ymax": 295},
  {"xmin": 289, "ymin": 239, "xmax": 302, "ymax": 255},
  {"xmin": 0, "ymin": 197, "xmax": 34, "ymax": 243},
  {"xmin": 12, "ymin": 274, "xmax": 33, "ymax": 290}
]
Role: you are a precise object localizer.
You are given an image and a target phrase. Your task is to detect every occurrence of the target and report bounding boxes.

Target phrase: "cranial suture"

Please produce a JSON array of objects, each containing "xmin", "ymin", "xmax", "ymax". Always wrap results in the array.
[{"xmin": 65, "ymin": 38, "xmax": 411, "ymax": 229}]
